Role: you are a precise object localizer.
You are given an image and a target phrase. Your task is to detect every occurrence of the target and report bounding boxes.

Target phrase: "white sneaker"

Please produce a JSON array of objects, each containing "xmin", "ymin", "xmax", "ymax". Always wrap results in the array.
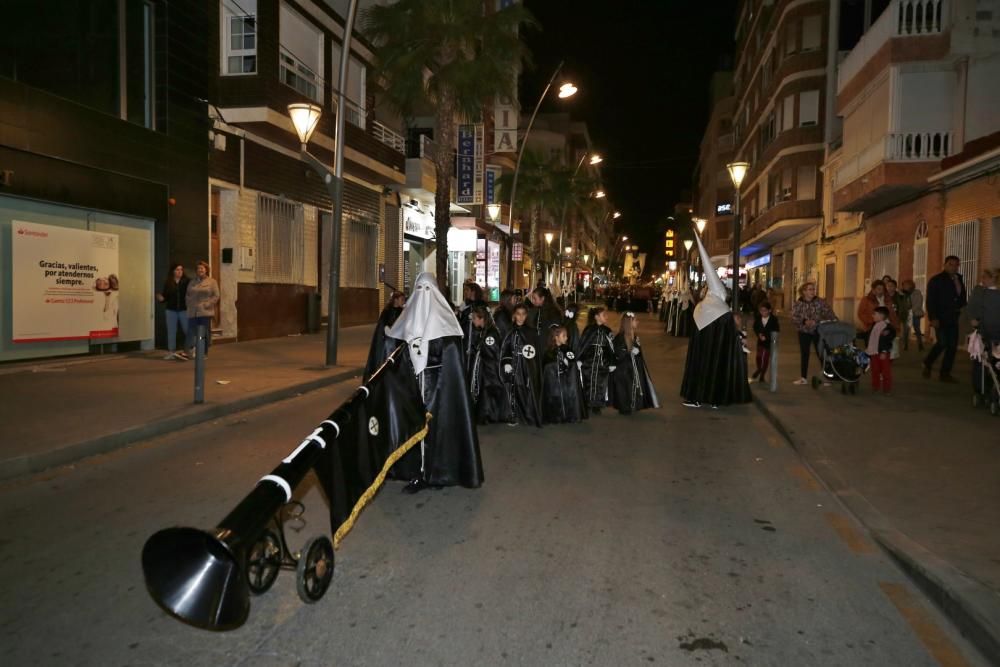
[
  {"xmin": 682, "ymin": 400, "xmax": 702, "ymax": 408},
  {"xmin": 163, "ymin": 353, "xmax": 176, "ymax": 360},
  {"xmin": 793, "ymin": 378, "xmax": 808, "ymax": 385}
]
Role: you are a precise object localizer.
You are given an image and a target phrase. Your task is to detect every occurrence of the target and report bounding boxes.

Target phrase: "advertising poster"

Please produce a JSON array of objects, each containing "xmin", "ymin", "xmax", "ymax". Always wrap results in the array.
[{"xmin": 12, "ymin": 221, "xmax": 120, "ymax": 343}]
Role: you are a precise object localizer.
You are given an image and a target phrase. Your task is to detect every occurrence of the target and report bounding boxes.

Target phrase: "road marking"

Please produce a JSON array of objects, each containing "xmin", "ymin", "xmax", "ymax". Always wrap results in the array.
[
  {"xmin": 787, "ymin": 463, "xmax": 821, "ymax": 491},
  {"xmin": 824, "ymin": 512, "xmax": 876, "ymax": 554},
  {"xmin": 879, "ymin": 582, "xmax": 973, "ymax": 667}
]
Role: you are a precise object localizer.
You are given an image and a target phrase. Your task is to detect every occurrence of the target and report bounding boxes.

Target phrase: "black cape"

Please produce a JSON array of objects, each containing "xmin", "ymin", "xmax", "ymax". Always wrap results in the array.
[
  {"xmin": 494, "ymin": 306, "xmax": 513, "ymax": 340},
  {"xmin": 609, "ymin": 334, "xmax": 661, "ymax": 414},
  {"xmin": 563, "ymin": 314, "xmax": 581, "ymax": 354},
  {"xmin": 578, "ymin": 323, "xmax": 615, "ymax": 408},
  {"xmin": 367, "ymin": 335, "xmax": 484, "ymax": 487},
  {"xmin": 680, "ymin": 312, "xmax": 752, "ymax": 406},
  {"xmin": 541, "ymin": 344, "xmax": 587, "ymax": 423},
  {"xmin": 467, "ymin": 325, "xmax": 507, "ymax": 425},
  {"xmin": 458, "ymin": 299, "xmax": 488, "ymax": 359},
  {"xmin": 365, "ymin": 304, "xmax": 403, "ymax": 373},
  {"xmin": 499, "ymin": 324, "xmax": 543, "ymax": 427}
]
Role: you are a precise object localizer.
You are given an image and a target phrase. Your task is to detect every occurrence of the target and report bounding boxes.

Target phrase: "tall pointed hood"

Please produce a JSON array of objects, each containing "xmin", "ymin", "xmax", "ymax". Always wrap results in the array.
[
  {"xmin": 388, "ymin": 272, "xmax": 463, "ymax": 375},
  {"xmin": 692, "ymin": 230, "xmax": 730, "ymax": 330}
]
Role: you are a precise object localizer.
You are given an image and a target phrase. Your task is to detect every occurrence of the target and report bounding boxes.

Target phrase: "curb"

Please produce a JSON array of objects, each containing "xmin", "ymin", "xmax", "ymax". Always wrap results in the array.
[
  {"xmin": 752, "ymin": 392, "xmax": 1000, "ymax": 665},
  {"xmin": 0, "ymin": 366, "xmax": 365, "ymax": 482}
]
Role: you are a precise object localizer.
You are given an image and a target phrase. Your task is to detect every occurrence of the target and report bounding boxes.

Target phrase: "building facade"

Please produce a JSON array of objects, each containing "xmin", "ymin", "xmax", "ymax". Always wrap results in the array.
[{"xmin": 0, "ymin": 0, "xmax": 210, "ymax": 362}]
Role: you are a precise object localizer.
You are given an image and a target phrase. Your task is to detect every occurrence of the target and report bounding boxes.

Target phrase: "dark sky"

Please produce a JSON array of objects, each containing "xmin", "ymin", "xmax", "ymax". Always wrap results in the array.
[{"xmin": 521, "ymin": 0, "xmax": 737, "ymax": 271}]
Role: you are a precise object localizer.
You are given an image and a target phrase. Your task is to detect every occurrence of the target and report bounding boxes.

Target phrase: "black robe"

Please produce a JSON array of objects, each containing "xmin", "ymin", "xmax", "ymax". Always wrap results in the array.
[
  {"xmin": 680, "ymin": 312, "xmax": 752, "ymax": 406},
  {"xmin": 367, "ymin": 335, "xmax": 484, "ymax": 487},
  {"xmin": 578, "ymin": 323, "xmax": 615, "ymax": 409},
  {"xmin": 365, "ymin": 304, "xmax": 403, "ymax": 373},
  {"xmin": 494, "ymin": 306, "xmax": 514, "ymax": 340},
  {"xmin": 534, "ymin": 305, "xmax": 563, "ymax": 351},
  {"xmin": 563, "ymin": 314, "xmax": 581, "ymax": 354},
  {"xmin": 467, "ymin": 325, "xmax": 507, "ymax": 425},
  {"xmin": 499, "ymin": 324, "xmax": 543, "ymax": 427},
  {"xmin": 541, "ymin": 344, "xmax": 587, "ymax": 424},
  {"xmin": 610, "ymin": 334, "xmax": 661, "ymax": 414},
  {"xmin": 458, "ymin": 299, "xmax": 488, "ymax": 359}
]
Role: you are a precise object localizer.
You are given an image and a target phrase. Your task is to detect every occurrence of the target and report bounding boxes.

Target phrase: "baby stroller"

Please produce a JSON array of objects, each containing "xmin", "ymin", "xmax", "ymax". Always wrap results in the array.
[
  {"xmin": 812, "ymin": 320, "xmax": 865, "ymax": 395},
  {"xmin": 970, "ymin": 329, "xmax": 1000, "ymax": 416}
]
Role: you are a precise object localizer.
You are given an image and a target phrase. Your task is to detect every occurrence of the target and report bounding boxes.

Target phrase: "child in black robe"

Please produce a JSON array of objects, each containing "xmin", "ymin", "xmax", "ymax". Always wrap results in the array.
[
  {"xmin": 467, "ymin": 306, "xmax": 507, "ymax": 424},
  {"xmin": 542, "ymin": 325, "xmax": 587, "ymax": 424},
  {"xmin": 499, "ymin": 304, "xmax": 543, "ymax": 427},
  {"xmin": 610, "ymin": 312, "xmax": 661, "ymax": 414},
  {"xmin": 563, "ymin": 302, "xmax": 581, "ymax": 353},
  {"xmin": 578, "ymin": 306, "xmax": 615, "ymax": 415},
  {"xmin": 751, "ymin": 301, "xmax": 780, "ymax": 383}
]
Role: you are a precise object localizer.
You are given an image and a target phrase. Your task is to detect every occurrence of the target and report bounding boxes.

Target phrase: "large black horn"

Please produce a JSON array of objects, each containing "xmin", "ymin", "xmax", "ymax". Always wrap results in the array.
[{"xmin": 141, "ymin": 345, "xmax": 403, "ymax": 630}]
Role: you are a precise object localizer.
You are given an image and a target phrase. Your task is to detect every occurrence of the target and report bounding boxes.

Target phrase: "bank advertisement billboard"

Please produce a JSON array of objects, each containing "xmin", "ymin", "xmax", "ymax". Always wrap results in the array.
[{"xmin": 12, "ymin": 221, "xmax": 120, "ymax": 343}]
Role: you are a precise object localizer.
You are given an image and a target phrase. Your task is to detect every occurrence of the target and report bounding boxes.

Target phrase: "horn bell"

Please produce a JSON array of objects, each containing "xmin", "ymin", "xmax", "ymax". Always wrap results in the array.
[{"xmin": 141, "ymin": 527, "xmax": 250, "ymax": 631}]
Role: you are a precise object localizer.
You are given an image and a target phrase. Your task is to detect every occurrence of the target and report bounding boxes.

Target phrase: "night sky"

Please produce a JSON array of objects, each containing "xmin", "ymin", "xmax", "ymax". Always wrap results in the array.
[{"xmin": 521, "ymin": 0, "xmax": 738, "ymax": 272}]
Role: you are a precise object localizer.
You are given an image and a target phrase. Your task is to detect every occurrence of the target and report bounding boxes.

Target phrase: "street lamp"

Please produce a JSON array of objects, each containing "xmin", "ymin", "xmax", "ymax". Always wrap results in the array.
[
  {"xmin": 506, "ymin": 60, "xmax": 577, "ymax": 288},
  {"xmin": 726, "ymin": 160, "xmax": 750, "ymax": 313},
  {"xmin": 683, "ymin": 239, "xmax": 694, "ymax": 253},
  {"xmin": 694, "ymin": 217, "xmax": 707, "ymax": 235},
  {"xmin": 613, "ymin": 211, "xmax": 622, "ymax": 219},
  {"xmin": 487, "ymin": 203, "xmax": 501, "ymax": 222},
  {"xmin": 589, "ymin": 154, "xmax": 603, "ymax": 165},
  {"xmin": 593, "ymin": 190, "xmax": 606, "ymax": 199}
]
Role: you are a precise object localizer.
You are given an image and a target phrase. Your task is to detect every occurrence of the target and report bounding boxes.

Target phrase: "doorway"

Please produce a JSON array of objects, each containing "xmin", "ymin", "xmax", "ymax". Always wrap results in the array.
[
  {"xmin": 210, "ymin": 189, "xmax": 222, "ymax": 331},
  {"xmin": 824, "ymin": 260, "xmax": 835, "ymax": 302}
]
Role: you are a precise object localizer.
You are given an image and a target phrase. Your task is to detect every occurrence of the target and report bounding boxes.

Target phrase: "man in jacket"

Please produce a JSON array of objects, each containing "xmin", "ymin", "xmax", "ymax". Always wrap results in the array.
[
  {"xmin": 923, "ymin": 255, "xmax": 967, "ymax": 382},
  {"xmin": 857, "ymin": 279, "xmax": 900, "ymax": 330}
]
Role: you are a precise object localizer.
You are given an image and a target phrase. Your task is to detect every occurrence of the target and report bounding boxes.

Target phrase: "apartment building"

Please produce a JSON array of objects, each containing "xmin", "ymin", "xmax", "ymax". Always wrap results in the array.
[
  {"xmin": 828, "ymin": 0, "xmax": 1000, "ymax": 327},
  {"xmin": 208, "ymin": 0, "xmax": 410, "ymax": 338},
  {"xmin": 732, "ymin": 0, "xmax": 831, "ymax": 309}
]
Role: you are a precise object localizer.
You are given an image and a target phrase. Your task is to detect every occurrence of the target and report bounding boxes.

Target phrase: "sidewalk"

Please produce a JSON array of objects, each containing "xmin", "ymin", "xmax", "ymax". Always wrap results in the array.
[
  {"xmin": 0, "ymin": 325, "xmax": 374, "ymax": 481},
  {"xmin": 747, "ymin": 319, "xmax": 1000, "ymax": 662}
]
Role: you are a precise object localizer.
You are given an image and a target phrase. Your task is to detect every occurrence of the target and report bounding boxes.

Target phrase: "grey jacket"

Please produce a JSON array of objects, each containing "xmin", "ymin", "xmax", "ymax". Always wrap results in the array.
[
  {"xmin": 908, "ymin": 288, "xmax": 924, "ymax": 317},
  {"xmin": 186, "ymin": 276, "xmax": 220, "ymax": 319}
]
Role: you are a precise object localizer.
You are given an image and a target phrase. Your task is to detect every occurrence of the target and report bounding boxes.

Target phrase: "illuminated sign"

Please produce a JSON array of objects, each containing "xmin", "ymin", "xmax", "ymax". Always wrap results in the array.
[
  {"xmin": 746, "ymin": 254, "xmax": 771, "ymax": 270},
  {"xmin": 716, "ymin": 202, "xmax": 733, "ymax": 215}
]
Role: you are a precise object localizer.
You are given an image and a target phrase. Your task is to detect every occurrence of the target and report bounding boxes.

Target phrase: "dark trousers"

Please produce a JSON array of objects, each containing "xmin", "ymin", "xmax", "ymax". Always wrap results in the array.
[
  {"xmin": 798, "ymin": 331, "xmax": 819, "ymax": 379},
  {"xmin": 755, "ymin": 343, "xmax": 771, "ymax": 380},
  {"xmin": 924, "ymin": 320, "xmax": 959, "ymax": 376}
]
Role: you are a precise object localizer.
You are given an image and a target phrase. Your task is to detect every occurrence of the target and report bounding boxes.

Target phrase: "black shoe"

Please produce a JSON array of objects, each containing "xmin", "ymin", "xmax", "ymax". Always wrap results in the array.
[{"xmin": 402, "ymin": 479, "xmax": 428, "ymax": 494}]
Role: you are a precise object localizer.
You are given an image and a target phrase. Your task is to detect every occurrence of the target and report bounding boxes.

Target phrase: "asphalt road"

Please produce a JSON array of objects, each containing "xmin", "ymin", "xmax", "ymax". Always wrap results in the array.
[{"xmin": 0, "ymin": 317, "xmax": 988, "ymax": 666}]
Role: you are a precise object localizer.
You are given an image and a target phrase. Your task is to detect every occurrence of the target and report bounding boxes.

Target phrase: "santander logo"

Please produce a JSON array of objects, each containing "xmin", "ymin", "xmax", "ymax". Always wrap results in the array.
[{"xmin": 17, "ymin": 227, "xmax": 47, "ymax": 238}]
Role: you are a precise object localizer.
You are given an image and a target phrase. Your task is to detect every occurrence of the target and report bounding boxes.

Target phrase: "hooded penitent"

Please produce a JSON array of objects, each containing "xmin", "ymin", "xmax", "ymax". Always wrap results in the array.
[
  {"xmin": 388, "ymin": 272, "xmax": 464, "ymax": 375},
  {"xmin": 692, "ymin": 232, "xmax": 729, "ymax": 330}
]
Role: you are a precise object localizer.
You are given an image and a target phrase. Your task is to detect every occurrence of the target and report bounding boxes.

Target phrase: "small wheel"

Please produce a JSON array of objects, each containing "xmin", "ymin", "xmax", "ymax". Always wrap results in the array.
[
  {"xmin": 296, "ymin": 535, "xmax": 334, "ymax": 603},
  {"xmin": 246, "ymin": 529, "xmax": 282, "ymax": 595}
]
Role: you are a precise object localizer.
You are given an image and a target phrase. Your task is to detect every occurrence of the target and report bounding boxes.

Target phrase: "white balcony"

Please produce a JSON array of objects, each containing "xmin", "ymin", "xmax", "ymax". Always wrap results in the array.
[
  {"xmin": 371, "ymin": 119, "xmax": 405, "ymax": 154},
  {"xmin": 833, "ymin": 130, "xmax": 953, "ymax": 188},
  {"xmin": 838, "ymin": 0, "xmax": 948, "ymax": 93}
]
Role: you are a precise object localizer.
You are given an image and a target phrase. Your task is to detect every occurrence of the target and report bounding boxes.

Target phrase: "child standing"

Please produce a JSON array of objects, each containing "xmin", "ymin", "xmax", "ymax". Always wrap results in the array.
[
  {"xmin": 499, "ymin": 304, "xmax": 543, "ymax": 426},
  {"xmin": 751, "ymin": 301, "xmax": 780, "ymax": 383},
  {"xmin": 866, "ymin": 306, "xmax": 896, "ymax": 394},
  {"xmin": 467, "ymin": 306, "xmax": 506, "ymax": 425},
  {"xmin": 610, "ymin": 313, "xmax": 660, "ymax": 414},
  {"xmin": 578, "ymin": 306, "xmax": 616, "ymax": 415},
  {"xmin": 542, "ymin": 325, "xmax": 587, "ymax": 423}
]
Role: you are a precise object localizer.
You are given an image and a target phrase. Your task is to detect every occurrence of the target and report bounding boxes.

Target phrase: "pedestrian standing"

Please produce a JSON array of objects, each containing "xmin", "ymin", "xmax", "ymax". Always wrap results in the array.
[
  {"xmin": 541, "ymin": 325, "xmax": 587, "ymax": 424},
  {"xmin": 156, "ymin": 263, "xmax": 190, "ymax": 360},
  {"xmin": 888, "ymin": 279, "xmax": 911, "ymax": 350},
  {"xmin": 186, "ymin": 261, "xmax": 219, "ymax": 358},
  {"xmin": 751, "ymin": 301, "xmax": 779, "ymax": 383},
  {"xmin": 578, "ymin": 306, "xmax": 615, "ymax": 415},
  {"xmin": 902, "ymin": 279, "xmax": 925, "ymax": 351},
  {"xmin": 610, "ymin": 312, "xmax": 660, "ymax": 414},
  {"xmin": 857, "ymin": 280, "xmax": 900, "ymax": 330},
  {"xmin": 790, "ymin": 282, "xmax": 836, "ymax": 385},
  {"xmin": 923, "ymin": 256, "xmax": 967, "ymax": 382},
  {"xmin": 499, "ymin": 304, "xmax": 543, "ymax": 427},
  {"xmin": 467, "ymin": 306, "xmax": 506, "ymax": 425},
  {"xmin": 866, "ymin": 306, "xmax": 896, "ymax": 394}
]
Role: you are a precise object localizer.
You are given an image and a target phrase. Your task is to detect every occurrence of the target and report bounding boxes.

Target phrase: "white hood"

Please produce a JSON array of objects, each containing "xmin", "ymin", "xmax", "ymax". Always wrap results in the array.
[
  {"xmin": 692, "ymin": 231, "xmax": 730, "ymax": 330},
  {"xmin": 388, "ymin": 272, "xmax": 463, "ymax": 375}
]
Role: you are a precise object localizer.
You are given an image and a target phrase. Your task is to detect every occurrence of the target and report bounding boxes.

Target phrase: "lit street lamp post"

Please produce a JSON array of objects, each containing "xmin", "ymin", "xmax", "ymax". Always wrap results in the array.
[
  {"xmin": 285, "ymin": 0, "xmax": 359, "ymax": 367},
  {"xmin": 726, "ymin": 161, "xmax": 749, "ymax": 314},
  {"xmin": 506, "ymin": 60, "xmax": 577, "ymax": 289}
]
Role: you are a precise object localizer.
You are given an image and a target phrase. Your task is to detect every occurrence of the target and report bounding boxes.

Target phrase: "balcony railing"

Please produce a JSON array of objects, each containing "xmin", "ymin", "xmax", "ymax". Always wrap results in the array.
[
  {"xmin": 406, "ymin": 133, "xmax": 436, "ymax": 160},
  {"xmin": 833, "ymin": 129, "xmax": 953, "ymax": 187},
  {"xmin": 371, "ymin": 120, "xmax": 405, "ymax": 154},
  {"xmin": 838, "ymin": 0, "xmax": 947, "ymax": 93},
  {"xmin": 342, "ymin": 98, "xmax": 365, "ymax": 130}
]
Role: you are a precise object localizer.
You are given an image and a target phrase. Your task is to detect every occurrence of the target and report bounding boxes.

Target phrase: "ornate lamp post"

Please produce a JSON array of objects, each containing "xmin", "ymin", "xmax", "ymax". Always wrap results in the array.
[{"xmin": 726, "ymin": 161, "xmax": 750, "ymax": 312}]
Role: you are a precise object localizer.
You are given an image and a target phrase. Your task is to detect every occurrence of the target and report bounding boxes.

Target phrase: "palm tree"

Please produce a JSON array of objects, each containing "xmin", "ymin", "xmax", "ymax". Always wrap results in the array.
[
  {"xmin": 364, "ymin": 0, "xmax": 535, "ymax": 294},
  {"xmin": 546, "ymin": 165, "xmax": 598, "ymax": 289},
  {"xmin": 496, "ymin": 149, "xmax": 561, "ymax": 285}
]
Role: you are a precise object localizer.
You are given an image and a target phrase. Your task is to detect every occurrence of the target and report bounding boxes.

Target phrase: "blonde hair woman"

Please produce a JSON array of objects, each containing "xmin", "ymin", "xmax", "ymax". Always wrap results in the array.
[
  {"xmin": 790, "ymin": 282, "xmax": 836, "ymax": 384},
  {"xmin": 186, "ymin": 261, "xmax": 220, "ymax": 357}
]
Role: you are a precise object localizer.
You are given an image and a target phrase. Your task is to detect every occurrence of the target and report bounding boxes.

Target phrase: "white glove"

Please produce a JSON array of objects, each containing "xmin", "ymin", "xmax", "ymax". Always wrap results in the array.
[
  {"xmin": 576, "ymin": 361, "xmax": 583, "ymax": 369},
  {"xmin": 503, "ymin": 364, "xmax": 513, "ymax": 374},
  {"xmin": 631, "ymin": 347, "xmax": 640, "ymax": 356},
  {"xmin": 609, "ymin": 365, "xmax": 617, "ymax": 372}
]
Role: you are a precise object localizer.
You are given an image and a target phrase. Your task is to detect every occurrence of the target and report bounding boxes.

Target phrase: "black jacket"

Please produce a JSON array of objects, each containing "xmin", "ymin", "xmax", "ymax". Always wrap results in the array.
[
  {"xmin": 752, "ymin": 313, "xmax": 780, "ymax": 343},
  {"xmin": 161, "ymin": 275, "xmax": 189, "ymax": 312},
  {"xmin": 925, "ymin": 271, "xmax": 967, "ymax": 325},
  {"xmin": 866, "ymin": 322, "xmax": 896, "ymax": 354}
]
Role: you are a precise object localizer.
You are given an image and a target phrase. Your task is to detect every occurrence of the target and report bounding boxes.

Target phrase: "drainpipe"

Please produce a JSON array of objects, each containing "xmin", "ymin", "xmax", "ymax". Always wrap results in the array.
[{"xmin": 824, "ymin": 0, "xmax": 841, "ymax": 149}]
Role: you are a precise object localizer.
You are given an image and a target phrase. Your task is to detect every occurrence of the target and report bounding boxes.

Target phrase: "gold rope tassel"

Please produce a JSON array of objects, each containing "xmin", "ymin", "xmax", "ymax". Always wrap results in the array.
[{"xmin": 333, "ymin": 412, "xmax": 432, "ymax": 549}]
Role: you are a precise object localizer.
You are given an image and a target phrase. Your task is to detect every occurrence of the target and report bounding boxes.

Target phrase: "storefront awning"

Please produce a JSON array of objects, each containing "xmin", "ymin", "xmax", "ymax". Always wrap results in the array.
[{"xmin": 740, "ymin": 217, "xmax": 820, "ymax": 257}]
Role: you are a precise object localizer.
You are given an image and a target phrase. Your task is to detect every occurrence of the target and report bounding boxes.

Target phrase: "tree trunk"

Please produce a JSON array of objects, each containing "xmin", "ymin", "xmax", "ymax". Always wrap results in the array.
[
  {"xmin": 529, "ymin": 205, "xmax": 539, "ymax": 288},
  {"xmin": 433, "ymin": 93, "xmax": 457, "ymax": 298}
]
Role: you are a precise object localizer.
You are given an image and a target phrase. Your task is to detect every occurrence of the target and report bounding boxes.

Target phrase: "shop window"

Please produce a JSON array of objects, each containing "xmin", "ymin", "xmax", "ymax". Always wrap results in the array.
[
  {"xmin": 256, "ymin": 194, "xmax": 305, "ymax": 284},
  {"xmin": 279, "ymin": 2, "xmax": 323, "ymax": 103},
  {"xmin": 223, "ymin": 0, "xmax": 257, "ymax": 75}
]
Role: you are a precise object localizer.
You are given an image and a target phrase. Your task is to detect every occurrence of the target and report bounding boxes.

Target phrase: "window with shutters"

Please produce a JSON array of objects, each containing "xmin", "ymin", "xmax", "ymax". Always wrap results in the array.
[
  {"xmin": 799, "ymin": 90, "xmax": 819, "ymax": 126},
  {"xmin": 781, "ymin": 168, "xmax": 793, "ymax": 202},
  {"xmin": 871, "ymin": 243, "xmax": 899, "ymax": 283},
  {"xmin": 785, "ymin": 20, "xmax": 797, "ymax": 54},
  {"xmin": 796, "ymin": 165, "xmax": 817, "ymax": 200},
  {"xmin": 343, "ymin": 220, "xmax": 379, "ymax": 288},
  {"xmin": 222, "ymin": 0, "xmax": 257, "ymax": 75},
  {"xmin": 256, "ymin": 194, "xmax": 305, "ymax": 284},
  {"xmin": 330, "ymin": 41, "xmax": 367, "ymax": 129},
  {"xmin": 782, "ymin": 95, "xmax": 795, "ymax": 131},
  {"xmin": 802, "ymin": 15, "xmax": 822, "ymax": 51},
  {"xmin": 279, "ymin": 2, "xmax": 324, "ymax": 103}
]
